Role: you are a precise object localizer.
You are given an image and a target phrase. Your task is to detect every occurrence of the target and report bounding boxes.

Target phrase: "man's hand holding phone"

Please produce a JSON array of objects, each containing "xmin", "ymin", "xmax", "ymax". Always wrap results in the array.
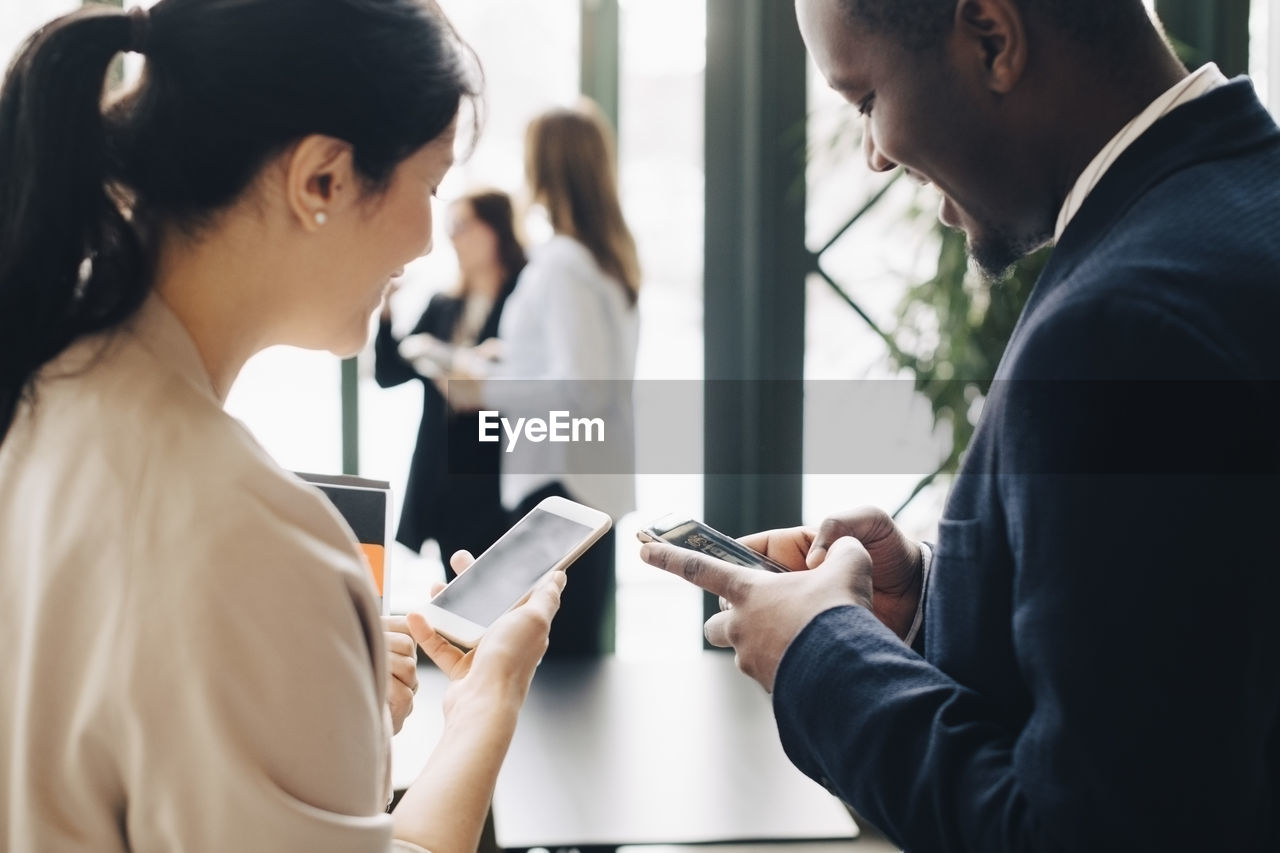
[
  {"xmin": 740, "ymin": 507, "xmax": 924, "ymax": 641},
  {"xmin": 638, "ymin": 535, "xmax": 874, "ymax": 693},
  {"xmin": 635, "ymin": 507, "xmax": 925, "ymax": 691},
  {"xmin": 637, "ymin": 509, "xmax": 923, "ymax": 641}
]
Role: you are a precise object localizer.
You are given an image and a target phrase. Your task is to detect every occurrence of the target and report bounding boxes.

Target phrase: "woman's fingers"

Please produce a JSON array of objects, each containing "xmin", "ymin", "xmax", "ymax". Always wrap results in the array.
[
  {"xmin": 384, "ymin": 628, "xmax": 416, "ymax": 659},
  {"xmin": 387, "ymin": 644, "xmax": 419, "ymax": 692},
  {"xmin": 407, "ymin": 611, "xmax": 468, "ymax": 678}
]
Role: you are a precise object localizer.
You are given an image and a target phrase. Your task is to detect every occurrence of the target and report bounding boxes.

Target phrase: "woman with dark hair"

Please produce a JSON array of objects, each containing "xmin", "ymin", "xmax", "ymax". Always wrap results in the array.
[
  {"xmin": 375, "ymin": 189, "xmax": 526, "ymax": 571},
  {"xmin": 0, "ymin": 2, "xmax": 560, "ymax": 850}
]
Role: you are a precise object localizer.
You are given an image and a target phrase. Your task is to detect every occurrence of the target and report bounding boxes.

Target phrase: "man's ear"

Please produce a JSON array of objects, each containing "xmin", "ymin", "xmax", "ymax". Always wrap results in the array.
[
  {"xmin": 284, "ymin": 135, "xmax": 357, "ymax": 232},
  {"xmin": 954, "ymin": 0, "xmax": 1027, "ymax": 94}
]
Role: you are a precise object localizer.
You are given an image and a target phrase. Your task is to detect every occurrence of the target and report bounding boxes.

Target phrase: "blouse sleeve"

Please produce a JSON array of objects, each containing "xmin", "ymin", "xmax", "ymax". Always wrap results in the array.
[{"xmin": 120, "ymin": 471, "xmax": 401, "ymax": 851}]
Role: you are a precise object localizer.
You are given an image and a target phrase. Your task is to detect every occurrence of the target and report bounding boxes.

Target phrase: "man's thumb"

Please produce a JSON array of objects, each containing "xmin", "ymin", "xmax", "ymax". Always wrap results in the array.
[
  {"xmin": 822, "ymin": 537, "xmax": 874, "ymax": 603},
  {"xmin": 823, "ymin": 535, "xmax": 870, "ymax": 567}
]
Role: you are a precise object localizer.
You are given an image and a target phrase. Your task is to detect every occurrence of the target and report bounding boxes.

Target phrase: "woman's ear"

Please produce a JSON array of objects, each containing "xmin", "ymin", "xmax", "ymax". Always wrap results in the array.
[
  {"xmin": 954, "ymin": 0, "xmax": 1028, "ymax": 95},
  {"xmin": 284, "ymin": 135, "xmax": 357, "ymax": 232}
]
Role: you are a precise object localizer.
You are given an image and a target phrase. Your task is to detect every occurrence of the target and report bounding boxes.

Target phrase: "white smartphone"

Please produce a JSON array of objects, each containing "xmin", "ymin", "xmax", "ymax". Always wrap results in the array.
[
  {"xmin": 636, "ymin": 514, "xmax": 790, "ymax": 574},
  {"xmin": 422, "ymin": 496, "xmax": 612, "ymax": 648}
]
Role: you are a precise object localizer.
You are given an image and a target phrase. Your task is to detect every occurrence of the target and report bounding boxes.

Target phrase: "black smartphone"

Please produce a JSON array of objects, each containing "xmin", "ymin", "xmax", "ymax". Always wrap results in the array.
[{"xmin": 636, "ymin": 514, "xmax": 789, "ymax": 573}]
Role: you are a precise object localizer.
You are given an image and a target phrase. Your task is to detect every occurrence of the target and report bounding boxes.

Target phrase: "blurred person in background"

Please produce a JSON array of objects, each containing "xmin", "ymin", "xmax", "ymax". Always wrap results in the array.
[
  {"xmin": 0, "ymin": 1, "xmax": 563, "ymax": 850},
  {"xmin": 376, "ymin": 189, "xmax": 525, "ymax": 575},
  {"xmin": 444, "ymin": 99, "xmax": 640, "ymax": 657}
]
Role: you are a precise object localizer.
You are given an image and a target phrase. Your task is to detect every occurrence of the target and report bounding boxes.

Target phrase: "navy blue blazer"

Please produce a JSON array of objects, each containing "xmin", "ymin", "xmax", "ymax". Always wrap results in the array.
[{"xmin": 773, "ymin": 80, "xmax": 1280, "ymax": 851}]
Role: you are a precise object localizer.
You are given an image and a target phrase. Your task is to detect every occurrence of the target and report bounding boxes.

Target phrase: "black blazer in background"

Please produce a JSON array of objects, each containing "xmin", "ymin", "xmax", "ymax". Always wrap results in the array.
[
  {"xmin": 374, "ymin": 275, "xmax": 518, "ymax": 555},
  {"xmin": 773, "ymin": 80, "xmax": 1280, "ymax": 851}
]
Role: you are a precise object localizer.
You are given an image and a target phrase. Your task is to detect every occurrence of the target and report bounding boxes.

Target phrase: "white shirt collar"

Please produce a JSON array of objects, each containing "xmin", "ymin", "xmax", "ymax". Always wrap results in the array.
[{"xmin": 1054, "ymin": 63, "xmax": 1229, "ymax": 241}]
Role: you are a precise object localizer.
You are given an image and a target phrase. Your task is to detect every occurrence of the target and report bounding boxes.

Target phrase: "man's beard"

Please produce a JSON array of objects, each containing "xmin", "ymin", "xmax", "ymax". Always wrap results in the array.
[{"xmin": 967, "ymin": 220, "xmax": 1054, "ymax": 282}]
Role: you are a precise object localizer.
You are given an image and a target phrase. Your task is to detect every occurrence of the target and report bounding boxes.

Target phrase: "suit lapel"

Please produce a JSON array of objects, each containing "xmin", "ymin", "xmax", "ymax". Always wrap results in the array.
[{"xmin": 1004, "ymin": 79, "xmax": 1280, "ymax": 367}]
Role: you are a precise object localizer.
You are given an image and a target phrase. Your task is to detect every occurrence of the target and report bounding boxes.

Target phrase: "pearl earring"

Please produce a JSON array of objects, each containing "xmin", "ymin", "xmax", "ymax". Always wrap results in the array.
[{"xmin": 314, "ymin": 211, "xmax": 328, "ymax": 226}]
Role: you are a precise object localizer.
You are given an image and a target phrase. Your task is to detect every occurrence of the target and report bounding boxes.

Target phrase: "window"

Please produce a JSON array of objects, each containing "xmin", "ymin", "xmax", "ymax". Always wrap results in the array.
[
  {"xmin": 803, "ymin": 52, "xmax": 950, "ymax": 541},
  {"xmin": 615, "ymin": 0, "xmax": 707, "ymax": 656}
]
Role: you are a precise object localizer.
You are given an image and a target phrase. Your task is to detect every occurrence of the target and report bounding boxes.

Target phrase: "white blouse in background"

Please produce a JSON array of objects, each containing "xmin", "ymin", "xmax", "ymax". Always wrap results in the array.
[
  {"xmin": 484, "ymin": 235, "xmax": 639, "ymax": 521},
  {"xmin": 0, "ymin": 295, "xmax": 425, "ymax": 852}
]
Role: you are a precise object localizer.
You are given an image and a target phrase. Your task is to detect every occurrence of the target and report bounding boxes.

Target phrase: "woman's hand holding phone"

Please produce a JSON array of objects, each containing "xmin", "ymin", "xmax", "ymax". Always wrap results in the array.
[
  {"xmin": 383, "ymin": 615, "xmax": 420, "ymax": 735},
  {"xmin": 407, "ymin": 550, "xmax": 566, "ymax": 720},
  {"xmin": 392, "ymin": 552, "xmax": 565, "ymax": 853}
]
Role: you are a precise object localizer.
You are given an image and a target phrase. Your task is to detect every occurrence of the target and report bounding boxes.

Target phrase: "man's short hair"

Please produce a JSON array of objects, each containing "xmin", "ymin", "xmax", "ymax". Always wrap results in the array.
[{"xmin": 840, "ymin": 0, "xmax": 1152, "ymax": 54}]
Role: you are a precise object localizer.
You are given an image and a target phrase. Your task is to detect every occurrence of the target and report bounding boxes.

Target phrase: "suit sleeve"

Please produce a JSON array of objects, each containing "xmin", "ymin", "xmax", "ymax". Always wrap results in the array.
[
  {"xmin": 772, "ymin": 295, "xmax": 1280, "ymax": 852},
  {"xmin": 374, "ymin": 298, "xmax": 442, "ymax": 389}
]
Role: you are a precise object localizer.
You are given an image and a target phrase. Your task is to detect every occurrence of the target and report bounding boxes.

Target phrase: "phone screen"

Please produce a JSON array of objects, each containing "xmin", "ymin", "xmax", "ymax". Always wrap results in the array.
[{"xmin": 431, "ymin": 509, "xmax": 595, "ymax": 627}]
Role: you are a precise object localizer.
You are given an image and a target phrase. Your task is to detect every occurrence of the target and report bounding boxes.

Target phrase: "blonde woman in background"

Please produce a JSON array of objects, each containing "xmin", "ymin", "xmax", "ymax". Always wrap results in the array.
[{"xmin": 444, "ymin": 99, "xmax": 640, "ymax": 656}]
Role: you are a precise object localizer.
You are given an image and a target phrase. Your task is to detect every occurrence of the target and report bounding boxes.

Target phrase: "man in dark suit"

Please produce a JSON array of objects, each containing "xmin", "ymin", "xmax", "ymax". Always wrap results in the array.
[{"xmin": 640, "ymin": 0, "xmax": 1280, "ymax": 850}]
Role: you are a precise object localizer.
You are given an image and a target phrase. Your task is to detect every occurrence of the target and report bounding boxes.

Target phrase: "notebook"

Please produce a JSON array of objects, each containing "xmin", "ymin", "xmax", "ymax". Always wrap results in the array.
[{"xmin": 297, "ymin": 472, "xmax": 392, "ymax": 611}]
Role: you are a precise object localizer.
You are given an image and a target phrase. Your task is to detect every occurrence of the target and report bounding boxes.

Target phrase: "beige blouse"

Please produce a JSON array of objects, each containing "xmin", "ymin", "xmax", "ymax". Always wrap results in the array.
[{"xmin": 0, "ymin": 295, "xmax": 426, "ymax": 851}]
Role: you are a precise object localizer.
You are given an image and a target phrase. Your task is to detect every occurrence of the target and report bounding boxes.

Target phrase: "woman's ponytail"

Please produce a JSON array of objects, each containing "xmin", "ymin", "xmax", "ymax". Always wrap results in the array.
[{"xmin": 0, "ymin": 7, "xmax": 147, "ymax": 442}]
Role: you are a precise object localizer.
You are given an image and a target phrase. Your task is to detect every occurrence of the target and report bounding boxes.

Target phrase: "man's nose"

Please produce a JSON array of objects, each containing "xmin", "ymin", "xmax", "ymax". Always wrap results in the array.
[{"xmin": 863, "ymin": 118, "xmax": 897, "ymax": 173}]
